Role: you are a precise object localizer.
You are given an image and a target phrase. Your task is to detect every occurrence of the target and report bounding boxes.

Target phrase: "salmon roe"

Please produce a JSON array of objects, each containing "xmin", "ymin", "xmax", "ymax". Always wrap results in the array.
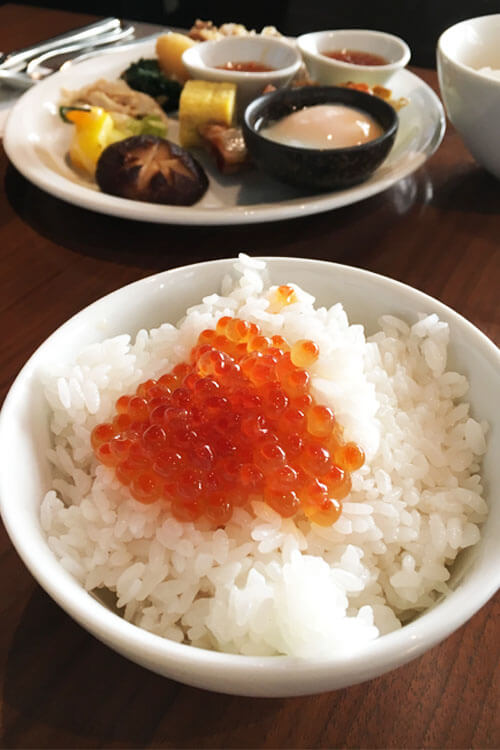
[
  {"xmin": 268, "ymin": 285, "xmax": 299, "ymax": 313},
  {"xmin": 91, "ymin": 317, "xmax": 364, "ymax": 526}
]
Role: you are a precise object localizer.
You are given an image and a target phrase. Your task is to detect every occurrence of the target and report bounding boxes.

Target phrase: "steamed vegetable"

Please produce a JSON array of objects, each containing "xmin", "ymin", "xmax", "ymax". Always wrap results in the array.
[
  {"xmin": 119, "ymin": 113, "xmax": 167, "ymax": 138},
  {"xmin": 121, "ymin": 58, "xmax": 182, "ymax": 112},
  {"xmin": 60, "ymin": 106, "xmax": 124, "ymax": 175},
  {"xmin": 155, "ymin": 32, "xmax": 196, "ymax": 83},
  {"xmin": 59, "ymin": 106, "xmax": 168, "ymax": 175}
]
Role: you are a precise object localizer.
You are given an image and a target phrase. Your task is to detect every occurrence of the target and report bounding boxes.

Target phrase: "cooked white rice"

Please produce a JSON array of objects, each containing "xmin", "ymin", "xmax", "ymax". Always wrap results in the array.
[{"xmin": 40, "ymin": 255, "xmax": 488, "ymax": 657}]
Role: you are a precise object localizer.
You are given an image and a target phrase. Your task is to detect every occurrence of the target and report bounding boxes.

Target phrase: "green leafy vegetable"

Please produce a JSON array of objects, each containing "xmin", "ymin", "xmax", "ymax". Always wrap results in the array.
[{"xmin": 121, "ymin": 58, "xmax": 182, "ymax": 112}]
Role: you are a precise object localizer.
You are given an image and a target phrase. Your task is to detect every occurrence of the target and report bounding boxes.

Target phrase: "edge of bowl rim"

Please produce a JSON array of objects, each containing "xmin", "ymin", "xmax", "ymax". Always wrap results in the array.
[
  {"xmin": 437, "ymin": 14, "xmax": 500, "ymax": 83},
  {"xmin": 297, "ymin": 29, "xmax": 411, "ymax": 71},
  {"xmin": 182, "ymin": 35, "xmax": 302, "ymax": 78},
  {"xmin": 0, "ymin": 256, "xmax": 499, "ymax": 686}
]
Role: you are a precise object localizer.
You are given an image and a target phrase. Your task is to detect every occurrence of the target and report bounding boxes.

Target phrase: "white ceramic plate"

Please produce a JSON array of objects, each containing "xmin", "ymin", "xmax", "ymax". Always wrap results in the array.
[{"xmin": 3, "ymin": 38, "xmax": 445, "ymax": 225}]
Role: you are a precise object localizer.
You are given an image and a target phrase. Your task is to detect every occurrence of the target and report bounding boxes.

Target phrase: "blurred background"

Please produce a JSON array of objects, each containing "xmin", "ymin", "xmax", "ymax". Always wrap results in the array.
[{"xmin": 3, "ymin": 0, "xmax": 500, "ymax": 67}]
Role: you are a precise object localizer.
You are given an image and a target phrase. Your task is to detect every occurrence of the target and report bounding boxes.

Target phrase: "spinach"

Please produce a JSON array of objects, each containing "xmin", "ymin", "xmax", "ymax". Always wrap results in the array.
[{"xmin": 121, "ymin": 58, "xmax": 182, "ymax": 112}]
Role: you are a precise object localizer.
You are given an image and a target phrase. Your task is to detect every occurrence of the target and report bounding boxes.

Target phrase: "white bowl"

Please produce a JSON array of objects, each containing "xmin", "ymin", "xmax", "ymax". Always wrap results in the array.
[
  {"xmin": 437, "ymin": 14, "xmax": 500, "ymax": 179},
  {"xmin": 297, "ymin": 29, "xmax": 411, "ymax": 86},
  {"xmin": 0, "ymin": 257, "xmax": 499, "ymax": 697},
  {"xmin": 182, "ymin": 36, "xmax": 302, "ymax": 113}
]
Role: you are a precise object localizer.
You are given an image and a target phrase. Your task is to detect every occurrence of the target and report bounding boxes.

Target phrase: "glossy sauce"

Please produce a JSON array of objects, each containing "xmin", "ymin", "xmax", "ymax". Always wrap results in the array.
[
  {"xmin": 323, "ymin": 49, "xmax": 388, "ymax": 66},
  {"xmin": 260, "ymin": 104, "xmax": 384, "ymax": 149},
  {"xmin": 215, "ymin": 61, "xmax": 275, "ymax": 72}
]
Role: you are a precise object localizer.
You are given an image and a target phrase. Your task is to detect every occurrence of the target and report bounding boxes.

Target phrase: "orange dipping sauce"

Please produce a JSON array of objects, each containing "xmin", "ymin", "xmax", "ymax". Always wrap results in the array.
[
  {"xmin": 323, "ymin": 49, "xmax": 388, "ymax": 66},
  {"xmin": 215, "ymin": 60, "xmax": 275, "ymax": 72}
]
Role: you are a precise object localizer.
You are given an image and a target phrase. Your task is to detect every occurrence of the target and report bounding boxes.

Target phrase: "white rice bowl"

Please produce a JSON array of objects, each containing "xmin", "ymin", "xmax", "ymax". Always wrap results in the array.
[{"xmin": 1, "ymin": 256, "xmax": 499, "ymax": 696}]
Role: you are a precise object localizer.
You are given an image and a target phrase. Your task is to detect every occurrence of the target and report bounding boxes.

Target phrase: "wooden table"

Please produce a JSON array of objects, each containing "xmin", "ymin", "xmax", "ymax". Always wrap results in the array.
[{"xmin": 0, "ymin": 5, "xmax": 498, "ymax": 748}]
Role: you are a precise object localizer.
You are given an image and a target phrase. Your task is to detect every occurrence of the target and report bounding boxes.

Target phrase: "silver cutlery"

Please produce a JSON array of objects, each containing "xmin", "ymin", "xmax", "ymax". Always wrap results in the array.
[
  {"xmin": 26, "ymin": 24, "xmax": 135, "ymax": 76},
  {"xmin": 57, "ymin": 32, "xmax": 160, "ymax": 69},
  {"xmin": 0, "ymin": 17, "xmax": 123, "ymax": 70},
  {"xmin": 0, "ymin": 69, "xmax": 34, "ymax": 89},
  {"xmin": 0, "ymin": 21, "xmax": 137, "ymax": 90}
]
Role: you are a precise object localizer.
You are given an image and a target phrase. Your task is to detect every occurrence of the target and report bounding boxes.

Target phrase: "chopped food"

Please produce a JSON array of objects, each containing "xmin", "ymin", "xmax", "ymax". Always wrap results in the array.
[
  {"xmin": 198, "ymin": 123, "xmax": 249, "ymax": 174},
  {"xmin": 178, "ymin": 80, "xmax": 236, "ymax": 148},
  {"xmin": 155, "ymin": 32, "xmax": 197, "ymax": 83},
  {"xmin": 342, "ymin": 81, "xmax": 409, "ymax": 110},
  {"xmin": 188, "ymin": 18, "xmax": 282, "ymax": 42},
  {"xmin": 262, "ymin": 77, "xmax": 407, "ymax": 108},
  {"xmin": 63, "ymin": 78, "xmax": 169, "ymax": 127},
  {"xmin": 60, "ymin": 105, "xmax": 168, "ymax": 176},
  {"xmin": 117, "ymin": 113, "xmax": 167, "ymax": 139},
  {"xmin": 61, "ymin": 105, "xmax": 124, "ymax": 175},
  {"xmin": 92, "ymin": 314, "xmax": 363, "ymax": 526},
  {"xmin": 59, "ymin": 104, "xmax": 94, "ymax": 123},
  {"xmin": 121, "ymin": 58, "xmax": 182, "ymax": 112},
  {"xmin": 95, "ymin": 134, "xmax": 208, "ymax": 205}
]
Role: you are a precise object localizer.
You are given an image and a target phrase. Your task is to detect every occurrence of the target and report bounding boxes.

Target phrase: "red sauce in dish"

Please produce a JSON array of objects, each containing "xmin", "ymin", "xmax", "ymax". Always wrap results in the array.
[
  {"xmin": 91, "ymin": 298, "xmax": 365, "ymax": 527},
  {"xmin": 215, "ymin": 61, "xmax": 275, "ymax": 72},
  {"xmin": 323, "ymin": 49, "xmax": 388, "ymax": 66}
]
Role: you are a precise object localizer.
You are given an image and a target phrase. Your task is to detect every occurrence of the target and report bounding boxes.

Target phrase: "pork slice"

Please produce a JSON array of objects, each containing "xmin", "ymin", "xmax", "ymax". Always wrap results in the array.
[{"xmin": 198, "ymin": 123, "xmax": 250, "ymax": 174}]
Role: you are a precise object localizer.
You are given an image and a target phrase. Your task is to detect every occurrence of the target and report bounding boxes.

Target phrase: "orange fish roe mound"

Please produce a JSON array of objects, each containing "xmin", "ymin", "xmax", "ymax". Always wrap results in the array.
[{"xmin": 91, "ymin": 317, "xmax": 365, "ymax": 526}]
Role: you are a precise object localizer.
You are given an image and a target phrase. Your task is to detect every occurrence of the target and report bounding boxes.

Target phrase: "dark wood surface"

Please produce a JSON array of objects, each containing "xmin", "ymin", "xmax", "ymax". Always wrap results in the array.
[{"xmin": 1, "ymin": 5, "xmax": 499, "ymax": 749}]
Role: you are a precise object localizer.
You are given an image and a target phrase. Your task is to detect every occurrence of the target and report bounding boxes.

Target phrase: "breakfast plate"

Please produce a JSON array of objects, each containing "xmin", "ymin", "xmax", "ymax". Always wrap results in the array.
[{"xmin": 3, "ymin": 37, "xmax": 445, "ymax": 225}]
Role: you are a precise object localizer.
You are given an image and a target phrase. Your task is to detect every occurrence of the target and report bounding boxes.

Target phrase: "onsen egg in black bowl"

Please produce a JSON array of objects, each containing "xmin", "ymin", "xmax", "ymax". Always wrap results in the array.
[{"xmin": 242, "ymin": 85, "xmax": 398, "ymax": 191}]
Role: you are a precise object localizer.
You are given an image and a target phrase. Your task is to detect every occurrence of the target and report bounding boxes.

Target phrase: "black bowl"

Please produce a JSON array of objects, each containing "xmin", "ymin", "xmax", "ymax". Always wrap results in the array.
[{"xmin": 243, "ymin": 85, "xmax": 399, "ymax": 191}]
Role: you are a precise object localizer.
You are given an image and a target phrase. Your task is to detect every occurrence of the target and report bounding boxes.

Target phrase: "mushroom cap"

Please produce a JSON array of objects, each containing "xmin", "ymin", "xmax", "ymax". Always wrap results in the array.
[{"xmin": 96, "ymin": 134, "xmax": 208, "ymax": 206}]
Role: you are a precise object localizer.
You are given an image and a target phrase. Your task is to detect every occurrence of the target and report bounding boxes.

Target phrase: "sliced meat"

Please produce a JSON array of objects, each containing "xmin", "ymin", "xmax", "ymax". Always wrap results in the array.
[{"xmin": 198, "ymin": 123, "xmax": 250, "ymax": 174}]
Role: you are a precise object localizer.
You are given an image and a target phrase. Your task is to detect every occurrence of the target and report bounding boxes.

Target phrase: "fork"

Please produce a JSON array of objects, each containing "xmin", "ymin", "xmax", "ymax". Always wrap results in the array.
[
  {"xmin": 0, "ymin": 23, "xmax": 136, "ymax": 89},
  {"xmin": 0, "ymin": 69, "xmax": 34, "ymax": 90},
  {"xmin": 26, "ymin": 24, "xmax": 135, "ymax": 76},
  {"xmin": 0, "ymin": 17, "xmax": 122, "ymax": 70}
]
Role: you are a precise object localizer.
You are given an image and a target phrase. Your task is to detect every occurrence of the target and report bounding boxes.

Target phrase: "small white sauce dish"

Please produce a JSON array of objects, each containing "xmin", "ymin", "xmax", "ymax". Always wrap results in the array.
[
  {"xmin": 437, "ymin": 14, "xmax": 500, "ymax": 179},
  {"xmin": 182, "ymin": 36, "xmax": 302, "ymax": 112},
  {"xmin": 297, "ymin": 29, "xmax": 411, "ymax": 86}
]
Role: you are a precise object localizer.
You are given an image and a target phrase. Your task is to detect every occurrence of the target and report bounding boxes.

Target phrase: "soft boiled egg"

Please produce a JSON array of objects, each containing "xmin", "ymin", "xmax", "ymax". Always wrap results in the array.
[{"xmin": 259, "ymin": 103, "xmax": 384, "ymax": 149}]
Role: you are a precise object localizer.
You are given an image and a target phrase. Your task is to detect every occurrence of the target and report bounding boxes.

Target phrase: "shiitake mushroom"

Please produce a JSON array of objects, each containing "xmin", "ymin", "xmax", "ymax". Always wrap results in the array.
[{"xmin": 96, "ymin": 134, "xmax": 208, "ymax": 206}]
